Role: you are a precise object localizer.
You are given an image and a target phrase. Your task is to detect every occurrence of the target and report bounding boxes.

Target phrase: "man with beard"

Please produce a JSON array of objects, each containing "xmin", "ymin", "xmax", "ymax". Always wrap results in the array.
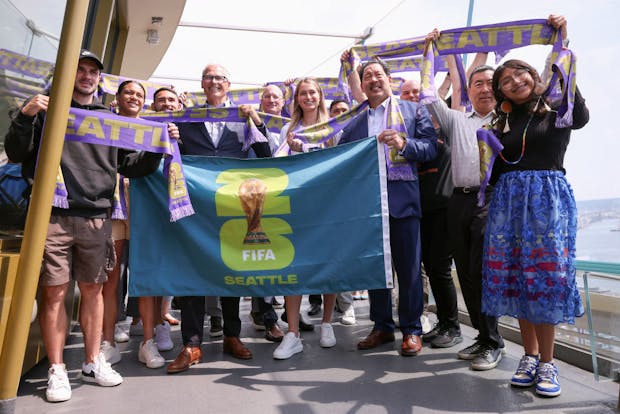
[{"xmin": 5, "ymin": 50, "xmax": 163, "ymax": 401}]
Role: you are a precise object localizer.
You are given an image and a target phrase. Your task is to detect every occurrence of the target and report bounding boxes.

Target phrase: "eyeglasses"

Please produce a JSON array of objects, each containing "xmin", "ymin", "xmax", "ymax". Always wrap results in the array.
[
  {"xmin": 202, "ymin": 75, "xmax": 228, "ymax": 82},
  {"xmin": 499, "ymin": 69, "xmax": 528, "ymax": 90}
]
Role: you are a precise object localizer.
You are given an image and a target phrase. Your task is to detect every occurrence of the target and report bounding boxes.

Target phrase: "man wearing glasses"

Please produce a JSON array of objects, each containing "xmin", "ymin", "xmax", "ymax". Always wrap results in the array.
[
  {"xmin": 167, "ymin": 63, "xmax": 274, "ymax": 373},
  {"xmin": 424, "ymin": 58, "xmax": 505, "ymax": 370}
]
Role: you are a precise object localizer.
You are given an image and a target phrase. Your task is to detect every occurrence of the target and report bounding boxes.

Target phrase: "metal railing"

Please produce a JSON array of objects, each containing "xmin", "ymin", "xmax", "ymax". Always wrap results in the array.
[{"xmin": 576, "ymin": 260, "xmax": 620, "ymax": 381}]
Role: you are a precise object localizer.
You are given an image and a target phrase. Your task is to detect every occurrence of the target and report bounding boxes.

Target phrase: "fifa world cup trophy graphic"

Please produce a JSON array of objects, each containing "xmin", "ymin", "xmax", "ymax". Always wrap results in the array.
[{"xmin": 238, "ymin": 178, "xmax": 270, "ymax": 244}]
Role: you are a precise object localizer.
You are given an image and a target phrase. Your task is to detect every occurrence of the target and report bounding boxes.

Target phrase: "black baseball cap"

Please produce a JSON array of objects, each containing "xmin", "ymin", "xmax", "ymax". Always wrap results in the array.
[{"xmin": 79, "ymin": 49, "xmax": 104, "ymax": 70}]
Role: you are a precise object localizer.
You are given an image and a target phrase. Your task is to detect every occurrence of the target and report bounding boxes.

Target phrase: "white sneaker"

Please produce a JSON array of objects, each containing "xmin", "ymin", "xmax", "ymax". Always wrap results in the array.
[
  {"xmin": 319, "ymin": 323, "xmax": 337, "ymax": 348},
  {"xmin": 273, "ymin": 332, "xmax": 303, "ymax": 359},
  {"xmin": 139, "ymin": 338, "xmax": 165, "ymax": 368},
  {"xmin": 46, "ymin": 363, "xmax": 71, "ymax": 402},
  {"xmin": 421, "ymin": 313, "xmax": 433, "ymax": 335},
  {"xmin": 81, "ymin": 353, "xmax": 123, "ymax": 387},
  {"xmin": 340, "ymin": 307, "xmax": 356, "ymax": 325},
  {"xmin": 129, "ymin": 320, "xmax": 143, "ymax": 336},
  {"xmin": 155, "ymin": 321, "xmax": 174, "ymax": 351},
  {"xmin": 114, "ymin": 324, "xmax": 129, "ymax": 343},
  {"xmin": 101, "ymin": 340, "xmax": 121, "ymax": 365}
]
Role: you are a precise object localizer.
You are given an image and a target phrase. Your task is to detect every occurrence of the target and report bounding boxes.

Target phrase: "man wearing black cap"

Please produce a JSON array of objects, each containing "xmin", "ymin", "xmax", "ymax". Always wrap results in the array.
[{"xmin": 5, "ymin": 50, "xmax": 163, "ymax": 402}]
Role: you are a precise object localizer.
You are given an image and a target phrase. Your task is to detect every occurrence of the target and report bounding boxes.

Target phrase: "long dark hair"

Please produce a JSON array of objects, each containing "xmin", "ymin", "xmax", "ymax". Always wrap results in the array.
[{"xmin": 491, "ymin": 59, "xmax": 549, "ymax": 131}]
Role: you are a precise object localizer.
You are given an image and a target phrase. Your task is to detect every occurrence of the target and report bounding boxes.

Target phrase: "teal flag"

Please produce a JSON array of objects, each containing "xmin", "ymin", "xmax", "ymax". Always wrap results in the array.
[{"xmin": 128, "ymin": 138, "xmax": 393, "ymax": 297}]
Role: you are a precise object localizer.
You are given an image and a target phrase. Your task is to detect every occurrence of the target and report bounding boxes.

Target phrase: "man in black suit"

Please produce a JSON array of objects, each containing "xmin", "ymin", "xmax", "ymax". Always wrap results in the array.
[{"xmin": 167, "ymin": 63, "xmax": 274, "ymax": 373}]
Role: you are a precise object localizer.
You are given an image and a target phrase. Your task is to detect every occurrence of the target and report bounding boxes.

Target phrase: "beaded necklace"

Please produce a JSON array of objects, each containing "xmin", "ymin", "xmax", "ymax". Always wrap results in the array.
[
  {"xmin": 498, "ymin": 112, "xmax": 534, "ymax": 165},
  {"xmin": 498, "ymin": 96, "xmax": 541, "ymax": 165}
]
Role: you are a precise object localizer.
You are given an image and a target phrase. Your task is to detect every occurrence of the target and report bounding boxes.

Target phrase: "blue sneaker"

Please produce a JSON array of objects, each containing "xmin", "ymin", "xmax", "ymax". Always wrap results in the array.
[
  {"xmin": 535, "ymin": 361, "xmax": 561, "ymax": 397},
  {"xmin": 510, "ymin": 354, "xmax": 538, "ymax": 387}
]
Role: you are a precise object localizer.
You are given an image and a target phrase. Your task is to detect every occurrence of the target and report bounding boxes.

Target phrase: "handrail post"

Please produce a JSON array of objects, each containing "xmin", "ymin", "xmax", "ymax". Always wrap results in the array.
[
  {"xmin": 582, "ymin": 271, "xmax": 599, "ymax": 381},
  {"xmin": 0, "ymin": 1, "xmax": 89, "ymax": 413}
]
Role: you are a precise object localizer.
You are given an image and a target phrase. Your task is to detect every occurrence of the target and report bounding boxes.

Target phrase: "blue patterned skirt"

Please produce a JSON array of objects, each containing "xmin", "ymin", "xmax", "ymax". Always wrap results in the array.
[{"xmin": 482, "ymin": 170, "xmax": 584, "ymax": 325}]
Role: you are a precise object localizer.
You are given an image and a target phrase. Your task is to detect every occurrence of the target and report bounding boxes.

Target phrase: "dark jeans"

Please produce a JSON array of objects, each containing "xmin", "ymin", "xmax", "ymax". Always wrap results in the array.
[
  {"xmin": 180, "ymin": 296, "xmax": 242, "ymax": 346},
  {"xmin": 447, "ymin": 189, "xmax": 503, "ymax": 349},
  {"xmin": 421, "ymin": 207, "xmax": 459, "ymax": 330}
]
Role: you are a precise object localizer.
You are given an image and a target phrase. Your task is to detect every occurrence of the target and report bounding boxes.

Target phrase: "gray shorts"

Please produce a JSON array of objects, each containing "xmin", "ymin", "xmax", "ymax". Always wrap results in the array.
[{"xmin": 40, "ymin": 215, "xmax": 115, "ymax": 286}]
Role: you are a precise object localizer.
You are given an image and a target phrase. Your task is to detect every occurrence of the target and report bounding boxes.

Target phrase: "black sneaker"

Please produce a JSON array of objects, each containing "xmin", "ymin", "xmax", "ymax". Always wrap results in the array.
[
  {"xmin": 308, "ymin": 303, "xmax": 322, "ymax": 316},
  {"xmin": 470, "ymin": 346, "xmax": 503, "ymax": 371},
  {"xmin": 431, "ymin": 327, "xmax": 463, "ymax": 348},
  {"xmin": 422, "ymin": 323, "xmax": 443, "ymax": 343},
  {"xmin": 209, "ymin": 316, "xmax": 223, "ymax": 337},
  {"xmin": 271, "ymin": 298, "xmax": 283, "ymax": 309},
  {"xmin": 456, "ymin": 341, "xmax": 485, "ymax": 360}
]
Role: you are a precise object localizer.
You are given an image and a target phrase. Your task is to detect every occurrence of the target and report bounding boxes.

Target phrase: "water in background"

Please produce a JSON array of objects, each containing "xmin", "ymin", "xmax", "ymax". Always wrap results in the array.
[
  {"xmin": 576, "ymin": 218, "xmax": 620, "ymax": 262},
  {"xmin": 575, "ymin": 198, "xmax": 620, "ymax": 294}
]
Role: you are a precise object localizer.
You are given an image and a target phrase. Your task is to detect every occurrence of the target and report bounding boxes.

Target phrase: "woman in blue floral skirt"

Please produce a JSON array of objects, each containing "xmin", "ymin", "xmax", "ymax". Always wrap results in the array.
[{"xmin": 481, "ymin": 15, "xmax": 589, "ymax": 398}]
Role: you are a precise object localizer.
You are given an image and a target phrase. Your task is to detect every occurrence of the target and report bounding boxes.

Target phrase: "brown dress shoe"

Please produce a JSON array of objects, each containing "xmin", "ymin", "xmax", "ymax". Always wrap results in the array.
[
  {"xmin": 167, "ymin": 346, "xmax": 202, "ymax": 374},
  {"xmin": 357, "ymin": 329, "xmax": 395, "ymax": 350},
  {"xmin": 401, "ymin": 334, "xmax": 422, "ymax": 356},
  {"xmin": 265, "ymin": 323, "xmax": 284, "ymax": 343},
  {"xmin": 223, "ymin": 336, "xmax": 253, "ymax": 359}
]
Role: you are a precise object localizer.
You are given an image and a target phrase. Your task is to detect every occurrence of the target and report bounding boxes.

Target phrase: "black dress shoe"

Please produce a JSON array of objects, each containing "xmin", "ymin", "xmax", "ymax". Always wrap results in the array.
[{"xmin": 308, "ymin": 303, "xmax": 322, "ymax": 316}]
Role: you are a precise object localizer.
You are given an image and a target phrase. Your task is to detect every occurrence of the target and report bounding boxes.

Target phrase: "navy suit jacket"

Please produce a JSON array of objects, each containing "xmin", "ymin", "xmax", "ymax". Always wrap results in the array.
[
  {"xmin": 177, "ymin": 120, "xmax": 271, "ymax": 158},
  {"xmin": 340, "ymin": 99, "xmax": 437, "ymax": 218}
]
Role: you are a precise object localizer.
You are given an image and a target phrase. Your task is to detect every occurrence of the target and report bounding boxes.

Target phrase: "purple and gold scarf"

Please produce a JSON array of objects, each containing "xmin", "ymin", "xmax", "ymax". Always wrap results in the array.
[{"xmin": 54, "ymin": 108, "xmax": 194, "ymax": 221}]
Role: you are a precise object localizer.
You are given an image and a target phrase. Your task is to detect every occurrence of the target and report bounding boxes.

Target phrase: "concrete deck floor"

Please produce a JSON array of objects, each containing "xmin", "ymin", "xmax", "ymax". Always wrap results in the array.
[{"xmin": 14, "ymin": 298, "xmax": 619, "ymax": 414}]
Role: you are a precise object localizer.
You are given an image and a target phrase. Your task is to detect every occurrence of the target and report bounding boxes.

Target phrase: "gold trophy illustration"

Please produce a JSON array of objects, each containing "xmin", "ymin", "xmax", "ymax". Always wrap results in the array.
[{"xmin": 238, "ymin": 178, "xmax": 270, "ymax": 244}]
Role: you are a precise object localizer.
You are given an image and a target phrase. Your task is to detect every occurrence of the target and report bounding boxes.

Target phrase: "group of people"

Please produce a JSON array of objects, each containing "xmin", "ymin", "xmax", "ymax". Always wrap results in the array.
[{"xmin": 4, "ymin": 13, "xmax": 588, "ymax": 404}]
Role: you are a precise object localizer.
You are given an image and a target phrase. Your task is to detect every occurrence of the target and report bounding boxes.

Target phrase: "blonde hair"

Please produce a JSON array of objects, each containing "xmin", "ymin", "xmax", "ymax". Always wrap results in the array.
[{"xmin": 289, "ymin": 78, "xmax": 328, "ymax": 132}]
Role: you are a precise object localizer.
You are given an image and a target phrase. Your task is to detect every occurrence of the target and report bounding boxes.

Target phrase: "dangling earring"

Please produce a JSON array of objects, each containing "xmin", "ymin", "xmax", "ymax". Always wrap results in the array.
[
  {"xmin": 500, "ymin": 100, "xmax": 512, "ymax": 113},
  {"xmin": 537, "ymin": 96, "xmax": 552, "ymax": 112},
  {"xmin": 500, "ymin": 100, "xmax": 512, "ymax": 133}
]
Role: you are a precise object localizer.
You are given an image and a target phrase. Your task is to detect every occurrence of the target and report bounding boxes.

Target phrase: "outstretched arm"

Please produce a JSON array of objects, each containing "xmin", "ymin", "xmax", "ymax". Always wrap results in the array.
[{"xmin": 341, "ymin": 50, "xmax": 366, "ymax": 103}]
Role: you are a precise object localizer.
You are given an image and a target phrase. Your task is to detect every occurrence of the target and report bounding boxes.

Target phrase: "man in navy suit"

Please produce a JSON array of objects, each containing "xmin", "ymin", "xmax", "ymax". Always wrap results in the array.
[
  {"xmin": 340, "ymin": 60, "xmax": 437, "ymax": 356},
  {"xmin": 167, "ymin": 63, "xmax": 274, "ymax": 373}
]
